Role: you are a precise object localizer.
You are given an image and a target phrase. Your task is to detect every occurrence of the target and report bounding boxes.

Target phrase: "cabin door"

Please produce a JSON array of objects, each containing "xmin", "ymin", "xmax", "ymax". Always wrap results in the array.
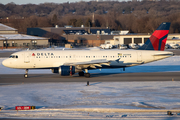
[
  {"xmin": 137, "ymin": 52, "xmax": 142, "ymax": 62},
  {"xmin": 24, "ymin": 53, "xmax": 30, "ymax": 63}
]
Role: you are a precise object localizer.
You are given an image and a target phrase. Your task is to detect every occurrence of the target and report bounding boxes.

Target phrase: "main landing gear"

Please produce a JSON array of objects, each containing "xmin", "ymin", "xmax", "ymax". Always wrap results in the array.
[
  {"xmin": 78, "ymin": 71, "xmax": 84, "ymax": 76},
  {"xmin": 24, "ymin": 69, "xmax": 28, "ymax": 78},
  {"xmin": 84, "ymin": 73, "xmax": 90, "ymax": 78},
  {"xmin": 78, "ymin": 69, "xmax": 90, "ymax": 78}
]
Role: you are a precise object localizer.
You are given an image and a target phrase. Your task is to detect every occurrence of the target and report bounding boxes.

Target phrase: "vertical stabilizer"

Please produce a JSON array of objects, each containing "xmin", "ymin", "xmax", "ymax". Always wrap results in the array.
[{"xmin": 138, "ymin": 22, "xmax": 171, "ymax": 51}]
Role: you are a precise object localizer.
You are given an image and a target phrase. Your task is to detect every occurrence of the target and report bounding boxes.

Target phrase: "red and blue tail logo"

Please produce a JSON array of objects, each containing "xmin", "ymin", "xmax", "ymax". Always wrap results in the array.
[{"xmin": 138, "ymin": 22, "xmax": 171, "ymax": 51}]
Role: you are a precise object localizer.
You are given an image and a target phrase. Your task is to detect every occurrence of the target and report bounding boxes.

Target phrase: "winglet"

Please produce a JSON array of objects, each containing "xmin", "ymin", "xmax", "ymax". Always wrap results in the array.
[{"xmin": 138, "ymin": 22, "xmax": 171, "ymax": 51}]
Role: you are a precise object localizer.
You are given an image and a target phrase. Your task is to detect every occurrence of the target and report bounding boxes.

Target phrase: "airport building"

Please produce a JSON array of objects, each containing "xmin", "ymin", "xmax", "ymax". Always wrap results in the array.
[
  {"xmin": 0, "ymin": 23, "xmax": 49, "ymax": 49},
  {"xmin": 112, "ymin": 34, "xmax": 180, "ymax": 46},
  {"xmin": 27, "ymin": 25, "xmax": 112, "ymax": 46},
  {"xmin": 62, "ymin": 34, "xmax": 114, "ymax": 46},
  {"xmin": 27, "ymin": 25, "xmax": 180, "ymax": 47}
]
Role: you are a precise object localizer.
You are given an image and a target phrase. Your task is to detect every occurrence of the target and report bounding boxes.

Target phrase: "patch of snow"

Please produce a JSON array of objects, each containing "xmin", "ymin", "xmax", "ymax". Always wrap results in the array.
[
  {"xmin": 1, "ymin": 82, "xmax": 180, "ymax": 119},
  {"xmin": 0, "ymin": 49, "xmax": 20, "ymax": 51},
  {"xmin": 0, "ymin": 23, "xmax": 17, "ymax": 31},
  {"xmin": 0, "ymin": 34, "xmax": 47, "ymax": 40}
]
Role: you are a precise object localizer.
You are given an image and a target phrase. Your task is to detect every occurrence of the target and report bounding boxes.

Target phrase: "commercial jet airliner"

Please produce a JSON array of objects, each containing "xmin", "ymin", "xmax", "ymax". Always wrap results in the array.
[{"xmin": 2, "ymin": 22, "xmax": 173, "ymax": 78}]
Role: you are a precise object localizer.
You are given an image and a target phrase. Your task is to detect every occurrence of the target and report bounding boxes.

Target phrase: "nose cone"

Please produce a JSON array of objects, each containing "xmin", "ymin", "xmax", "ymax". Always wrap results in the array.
[
  {"xmin": 2, "ymin": 59, "xmax": 8, "ymax": 67},
  {"xmin": 2, "ymin": 58, "xmax": 17, "ymax": 68}
]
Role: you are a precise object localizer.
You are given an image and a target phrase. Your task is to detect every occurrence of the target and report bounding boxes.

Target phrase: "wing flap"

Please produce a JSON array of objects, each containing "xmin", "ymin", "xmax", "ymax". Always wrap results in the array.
[{"xmin": 63, "ymin": 59, "xmax": 117, "ymax": 69}]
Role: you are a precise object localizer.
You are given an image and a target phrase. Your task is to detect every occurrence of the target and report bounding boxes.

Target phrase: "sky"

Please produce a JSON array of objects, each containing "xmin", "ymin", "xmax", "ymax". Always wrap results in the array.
[{"xmin": 0, "ymin": 0, "xmax": 127, "ymax": 5}]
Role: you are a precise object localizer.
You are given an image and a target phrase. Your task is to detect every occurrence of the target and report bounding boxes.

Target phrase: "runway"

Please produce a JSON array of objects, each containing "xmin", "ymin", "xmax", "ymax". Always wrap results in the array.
[{"xmin": 0, "ymin": 72, "xmax": 180, "ymax": 83}]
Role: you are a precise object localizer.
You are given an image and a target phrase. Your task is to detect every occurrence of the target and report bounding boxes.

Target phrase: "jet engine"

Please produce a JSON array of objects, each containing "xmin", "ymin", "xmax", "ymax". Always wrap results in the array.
[{"xmin": 51, "ymin": 65, "xmax": 75, "ymax": 76}]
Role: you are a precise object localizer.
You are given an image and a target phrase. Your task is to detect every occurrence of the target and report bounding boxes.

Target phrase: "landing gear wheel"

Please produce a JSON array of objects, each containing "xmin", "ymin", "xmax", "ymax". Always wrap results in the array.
[
  {"xmin": 84, "ymin": 73, "xmax": 90, "ymax": 78},
  {"xmin": 24, "ymin": 74, "xmax": 28, "ymax": 78},
  {"xmin": 79, "ymin": 72, "xmax": 84, "ymax": 76}
]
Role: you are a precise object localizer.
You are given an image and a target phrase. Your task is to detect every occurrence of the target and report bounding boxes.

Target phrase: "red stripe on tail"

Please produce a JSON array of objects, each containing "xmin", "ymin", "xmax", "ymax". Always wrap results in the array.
[{"xmin": 150, "ymin": 30, "xmax": 169, "ymax": 51}]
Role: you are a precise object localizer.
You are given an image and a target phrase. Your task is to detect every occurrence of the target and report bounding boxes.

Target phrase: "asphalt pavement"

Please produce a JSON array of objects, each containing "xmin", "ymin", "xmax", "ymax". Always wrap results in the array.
[{"xmin": 0, "ymin": 72, "xmax": 179, "ymax": 84}]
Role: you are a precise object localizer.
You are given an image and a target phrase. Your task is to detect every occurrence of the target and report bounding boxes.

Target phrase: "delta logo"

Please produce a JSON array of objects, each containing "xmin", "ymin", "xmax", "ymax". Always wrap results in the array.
[
  {"xmin": 32, "ymin": 53, "xmax": 54, "ymax": 56},
  {"xmin": 32, "ymin": 53, "xmax": 35, "ymax": 56}
]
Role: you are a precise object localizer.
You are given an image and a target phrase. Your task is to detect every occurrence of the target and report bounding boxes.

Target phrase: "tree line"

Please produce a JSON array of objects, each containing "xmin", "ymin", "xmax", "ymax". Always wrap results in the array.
[{"xmin": 1, "ymin": 1, "xmax": 180, "ymax": 34}]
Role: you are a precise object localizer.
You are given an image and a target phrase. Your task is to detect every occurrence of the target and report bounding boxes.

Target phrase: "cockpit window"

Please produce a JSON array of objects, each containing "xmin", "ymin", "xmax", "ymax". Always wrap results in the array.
[{"xmin": 9, "ymin": 55, "xmax": 18, "ymax": 58}]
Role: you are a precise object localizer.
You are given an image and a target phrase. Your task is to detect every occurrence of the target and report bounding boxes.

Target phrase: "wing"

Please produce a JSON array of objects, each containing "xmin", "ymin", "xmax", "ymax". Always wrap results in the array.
[{"xmin": 64, "ymin": 59, "xmax": 120, "ymax": 69}]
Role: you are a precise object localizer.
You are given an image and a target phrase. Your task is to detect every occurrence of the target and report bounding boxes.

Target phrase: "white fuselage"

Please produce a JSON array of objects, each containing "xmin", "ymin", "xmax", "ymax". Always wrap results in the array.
[{"xmin": 2, "ymin": 49, "xmax": 173, "ymax": 70}]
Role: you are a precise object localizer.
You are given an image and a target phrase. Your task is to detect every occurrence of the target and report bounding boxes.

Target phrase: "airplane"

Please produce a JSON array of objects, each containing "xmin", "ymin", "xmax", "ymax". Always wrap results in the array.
[{"xmin": 2, "ymin": 22, "xmax": 173, "ymax": 78}]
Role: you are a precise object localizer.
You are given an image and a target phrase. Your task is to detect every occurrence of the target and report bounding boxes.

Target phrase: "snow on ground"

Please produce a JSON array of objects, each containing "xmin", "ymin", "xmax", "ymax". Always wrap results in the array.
[
  {"xmin": 1, "ymin": 56, "xmax": 180, "ymax": 74},
  {"xmin": 1, "ymin": 82, "xmax": 180, "ymax": 119},
  {"xmin": 2, "ymin": 109, "xmax": 179, "ymax": 119},
  {"xmin": 1, "ymin": 82, "xmax": 180, "ymax": 110},
  {"xmin": 0, "ymin": 49, "xmax": 20, "ymax": 52}
]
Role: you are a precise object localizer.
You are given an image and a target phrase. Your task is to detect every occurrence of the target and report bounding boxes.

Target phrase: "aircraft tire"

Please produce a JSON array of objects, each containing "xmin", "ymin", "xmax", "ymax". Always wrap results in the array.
[
  {"xmin": 24, "ymin": 74, "xmax": 28, "ymax": 78},
  {"xmin": 79, "ymin": 72, "xmax": 84, "ymax": 76},
  {"xmin": 84, "ymin": 73, "xmax": 90, "ymax": 78}
]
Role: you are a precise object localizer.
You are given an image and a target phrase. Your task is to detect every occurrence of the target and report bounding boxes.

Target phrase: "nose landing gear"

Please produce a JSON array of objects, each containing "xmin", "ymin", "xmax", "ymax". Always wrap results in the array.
[{"xmin": 24, "ymin": 69, "xmax": 28, "ymax": 78}]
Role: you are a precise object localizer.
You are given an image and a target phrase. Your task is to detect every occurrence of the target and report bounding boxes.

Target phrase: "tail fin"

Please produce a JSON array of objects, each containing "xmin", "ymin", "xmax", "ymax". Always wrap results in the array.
[{"xmin": 138, "ymin": 22, "xmax": 171, "ymax": 51}]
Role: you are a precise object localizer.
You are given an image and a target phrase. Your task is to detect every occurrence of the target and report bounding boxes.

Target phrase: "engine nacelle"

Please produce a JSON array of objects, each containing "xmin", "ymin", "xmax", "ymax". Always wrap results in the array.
[
  {"xmin": 51, "ymin": 66, "xmax": 76, "ymax": 76},
  {"xmin": 59, "ymin": 65, "xmax": 75, "ymax": 76}
]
